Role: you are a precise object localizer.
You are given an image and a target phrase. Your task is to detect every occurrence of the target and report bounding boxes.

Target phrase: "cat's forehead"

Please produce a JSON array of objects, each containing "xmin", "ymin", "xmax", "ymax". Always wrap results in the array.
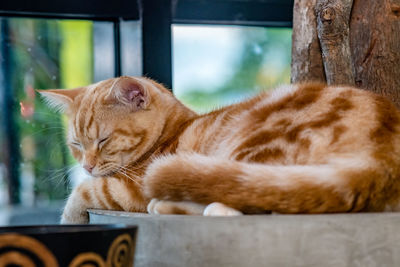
[
  {"xmin": 74, "ymin": 79, "xmax": 117, "ymax": 110},
  {"xmin": 69, "ymin": 116, "xmax": 111, "ymax": 141},
  {"xmin": 70, "ymin": 88, "xmax": 115, "ymax": 141}
]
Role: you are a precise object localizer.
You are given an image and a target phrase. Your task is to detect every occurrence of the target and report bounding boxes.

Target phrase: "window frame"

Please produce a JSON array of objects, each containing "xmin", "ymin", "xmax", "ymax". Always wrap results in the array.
[{"xmin": 0, "ymin": 0, "xmax": 294, "ymax": 88}]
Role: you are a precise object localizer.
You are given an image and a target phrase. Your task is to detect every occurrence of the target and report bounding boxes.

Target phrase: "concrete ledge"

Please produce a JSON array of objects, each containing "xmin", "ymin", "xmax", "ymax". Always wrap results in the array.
[{"xmin": 89, "ymin": 209, "xmax": 400, "ymax": 267}]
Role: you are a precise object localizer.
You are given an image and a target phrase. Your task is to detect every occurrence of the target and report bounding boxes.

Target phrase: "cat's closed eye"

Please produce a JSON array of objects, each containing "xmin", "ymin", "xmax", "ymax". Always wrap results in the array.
[
  {"xmin": 70, "ymin": 141, "xmax": 82, "ymax": 149},
  {"xmin": 98, "ymin": 137, "xmax": 109, "ymax": 148}
]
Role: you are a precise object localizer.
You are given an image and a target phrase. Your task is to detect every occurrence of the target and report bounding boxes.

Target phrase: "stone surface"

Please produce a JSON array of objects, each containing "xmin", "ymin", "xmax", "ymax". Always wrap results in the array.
[{"xmin": 89, "ymin": 209, "xmax": 400, "ymax": 267}]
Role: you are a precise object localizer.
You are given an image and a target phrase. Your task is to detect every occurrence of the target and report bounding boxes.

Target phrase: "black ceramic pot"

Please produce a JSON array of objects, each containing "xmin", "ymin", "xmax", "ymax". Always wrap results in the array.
[{"xmin": 0, "ymin": 224, "xmax": 137, "ymax": 267}]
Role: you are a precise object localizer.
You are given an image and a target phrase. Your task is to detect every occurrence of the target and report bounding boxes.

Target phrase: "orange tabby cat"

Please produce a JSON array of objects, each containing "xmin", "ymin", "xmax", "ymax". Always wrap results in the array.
[{"xmin": 39, "ymin": 76, "xmax": 400, "ymax": 223}]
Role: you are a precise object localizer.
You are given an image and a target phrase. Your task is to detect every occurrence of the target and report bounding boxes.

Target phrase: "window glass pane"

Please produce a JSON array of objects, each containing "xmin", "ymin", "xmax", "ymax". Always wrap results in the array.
[
  {"xmin": 173, "ymin": 25, "xmax": 292, "ymax": 113},
  {"xmin": 93, "ymin": 21, "xmax": 115, "ymax": 82},
  {"xmin": 121, "ymin": 20, "xmax": 142, "ymax": 77},
  {"xmin": 0, "ymin": 18, "xmax": 113, "ymax": 216}
]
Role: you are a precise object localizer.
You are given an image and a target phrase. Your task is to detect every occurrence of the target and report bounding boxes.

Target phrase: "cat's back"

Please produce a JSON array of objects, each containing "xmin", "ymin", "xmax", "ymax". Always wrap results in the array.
[{"xmin": 178, "ymin": 83, "xmax": 400, "ymax": 165}]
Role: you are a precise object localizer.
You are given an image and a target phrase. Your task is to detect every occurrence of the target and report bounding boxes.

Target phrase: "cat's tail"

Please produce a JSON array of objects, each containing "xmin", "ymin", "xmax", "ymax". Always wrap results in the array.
[{"xmin": 143, "ymin": 153, "xmax": 390, "ymax": 213}]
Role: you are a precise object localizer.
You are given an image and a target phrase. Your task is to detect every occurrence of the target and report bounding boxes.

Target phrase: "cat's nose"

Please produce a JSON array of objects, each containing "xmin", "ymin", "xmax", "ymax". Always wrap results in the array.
[{"xmin": 83, "ymin": 164, "xmax": 94, "ymax": 174}]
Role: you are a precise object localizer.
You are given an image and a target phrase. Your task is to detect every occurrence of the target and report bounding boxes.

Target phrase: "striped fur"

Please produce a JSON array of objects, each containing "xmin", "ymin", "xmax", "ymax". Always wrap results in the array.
[{"xmin": 39, "ymin": 76, "xmax": 400, "ymax": 223}]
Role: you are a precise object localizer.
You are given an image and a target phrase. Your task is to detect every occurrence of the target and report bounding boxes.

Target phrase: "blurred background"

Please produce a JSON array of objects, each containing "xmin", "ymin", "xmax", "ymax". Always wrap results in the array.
[
  {"xmin": 0, "ymin": 0, "xmax": 292, "ymax": 225},
  {"xmin": 173, "ymin": 25, "xmax": 291, "ymax": 112}
]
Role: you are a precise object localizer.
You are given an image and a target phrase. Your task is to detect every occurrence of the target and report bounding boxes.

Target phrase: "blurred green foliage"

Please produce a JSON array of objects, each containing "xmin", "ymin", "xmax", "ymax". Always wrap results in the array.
[
  {"xmin": 177, "ymin": 28, "xmax": 292, "ymax": 113},
  {"xmin": 2, "ymin": 18, "xmax": 93, "ymax": 204}
]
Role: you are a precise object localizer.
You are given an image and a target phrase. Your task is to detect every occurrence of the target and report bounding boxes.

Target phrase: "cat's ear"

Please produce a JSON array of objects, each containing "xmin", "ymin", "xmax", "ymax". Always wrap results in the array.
[
  {"xmin": 105, "ymin": 77, "xmax": 149, "ymax": 110},
  {"xmin": 37, "ymin": 87, "xmax": 84, "ymax": 113}
]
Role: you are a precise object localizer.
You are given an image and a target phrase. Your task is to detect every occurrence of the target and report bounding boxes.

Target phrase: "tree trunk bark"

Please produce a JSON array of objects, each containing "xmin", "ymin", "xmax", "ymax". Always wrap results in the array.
[
  {"xmin": 292, "ymin": 0, "xmax": 400, "ymax": 107},
  {"xmin": 291, "ymin": 0, "xmax": 325, "ymax": 83},
  {"xmin": 316, "ymin": 0, "xmax": 355, "ymax": 85},
  {"xmin": 350, "ymin": 0, "xmax": 400, "ymax": 106}
]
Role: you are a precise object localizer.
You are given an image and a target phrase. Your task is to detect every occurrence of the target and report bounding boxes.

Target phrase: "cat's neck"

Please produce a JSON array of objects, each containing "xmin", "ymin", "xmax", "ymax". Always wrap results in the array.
[
  {"xmin": 130, "ymin": 101, "xmax": 197, "ymax": 172},
  {"xmin": 156, "ymin": 102, "xmax": 197, "ymax": 154}
]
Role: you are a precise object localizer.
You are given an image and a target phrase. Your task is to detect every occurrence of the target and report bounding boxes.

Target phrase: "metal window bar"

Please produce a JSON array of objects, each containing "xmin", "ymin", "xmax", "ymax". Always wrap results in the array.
[
  {"xmin": 0, "ymin": 19, "xmax": 21, "ymax": 204},
  {"xmin": 113, "ymin": 19, "xmax": 122, "ymax": 77}
]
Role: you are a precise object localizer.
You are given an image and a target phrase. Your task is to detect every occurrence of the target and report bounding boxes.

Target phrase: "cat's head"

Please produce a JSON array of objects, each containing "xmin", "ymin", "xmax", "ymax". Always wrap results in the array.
[{"xmin": 39, "ymin": 76, "xmax": 177, "ymax": 177}]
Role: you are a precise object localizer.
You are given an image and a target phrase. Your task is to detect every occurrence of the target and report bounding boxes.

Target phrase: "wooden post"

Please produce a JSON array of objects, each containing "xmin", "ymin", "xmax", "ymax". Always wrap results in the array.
[
  {"xmin": 291, "ymin": 0, "xmax": 325, "ymax": 83},
  {"xmin": 316, "ymin": 0, "xmax": 355, "ymax": 85},
  {"xmin": 292, "ymin": 0, "xmax": 400, "ymax": 107},
  {"xmin": 350, "ymin": 0, "xmax": 400, "ymax": 106}
]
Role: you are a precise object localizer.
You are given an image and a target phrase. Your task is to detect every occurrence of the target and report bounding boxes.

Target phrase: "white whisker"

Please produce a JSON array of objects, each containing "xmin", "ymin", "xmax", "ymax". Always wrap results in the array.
[{"xmin": 104, "ymin": 163, "xmax": 143, "ymax": 188}]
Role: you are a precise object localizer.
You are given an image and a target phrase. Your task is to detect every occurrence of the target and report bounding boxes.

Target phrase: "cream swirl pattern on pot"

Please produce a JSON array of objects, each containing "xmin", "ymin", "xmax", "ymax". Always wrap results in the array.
[
  {"xmin": 68, "ymin": 233, "xmax": 134, "ymax": 267},
  {"xmin": 0, "ymin": 234, "xmax": 59, "ymax": 267},
  {"xmin": 106, "ymin": 234, "xmax": 134, "ymax": 267},
  {"xmin": 68, "ymin": 252, "xmax": 106, "ymax": 267},
  {"xmin": 0, "ymin": 233, "xmax": 134, "ymax": 267}
]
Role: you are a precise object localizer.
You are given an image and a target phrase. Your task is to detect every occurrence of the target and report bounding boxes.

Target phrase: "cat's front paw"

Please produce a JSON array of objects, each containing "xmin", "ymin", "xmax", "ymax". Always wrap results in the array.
[
  {"xmin": 147, "ymin": 198, "xmax": 185, "ymax": 215},
  {"xmin": 60, "ymin": 184, "xmax": 90, "ymax": 224},
  {"xmin": 147, "ymin": 198, "xmax": 205, "ymax": 215},
  {"xmin": 146, "ymin": 198, "xmax": 160, "ymax": 214},
  {"xmin": 60, "ymin": 207, "xmax": 89, "ymax": 224},
  {"xmin": 203, "ymin": 202, "xmax": 243, "ymax": 216}
]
